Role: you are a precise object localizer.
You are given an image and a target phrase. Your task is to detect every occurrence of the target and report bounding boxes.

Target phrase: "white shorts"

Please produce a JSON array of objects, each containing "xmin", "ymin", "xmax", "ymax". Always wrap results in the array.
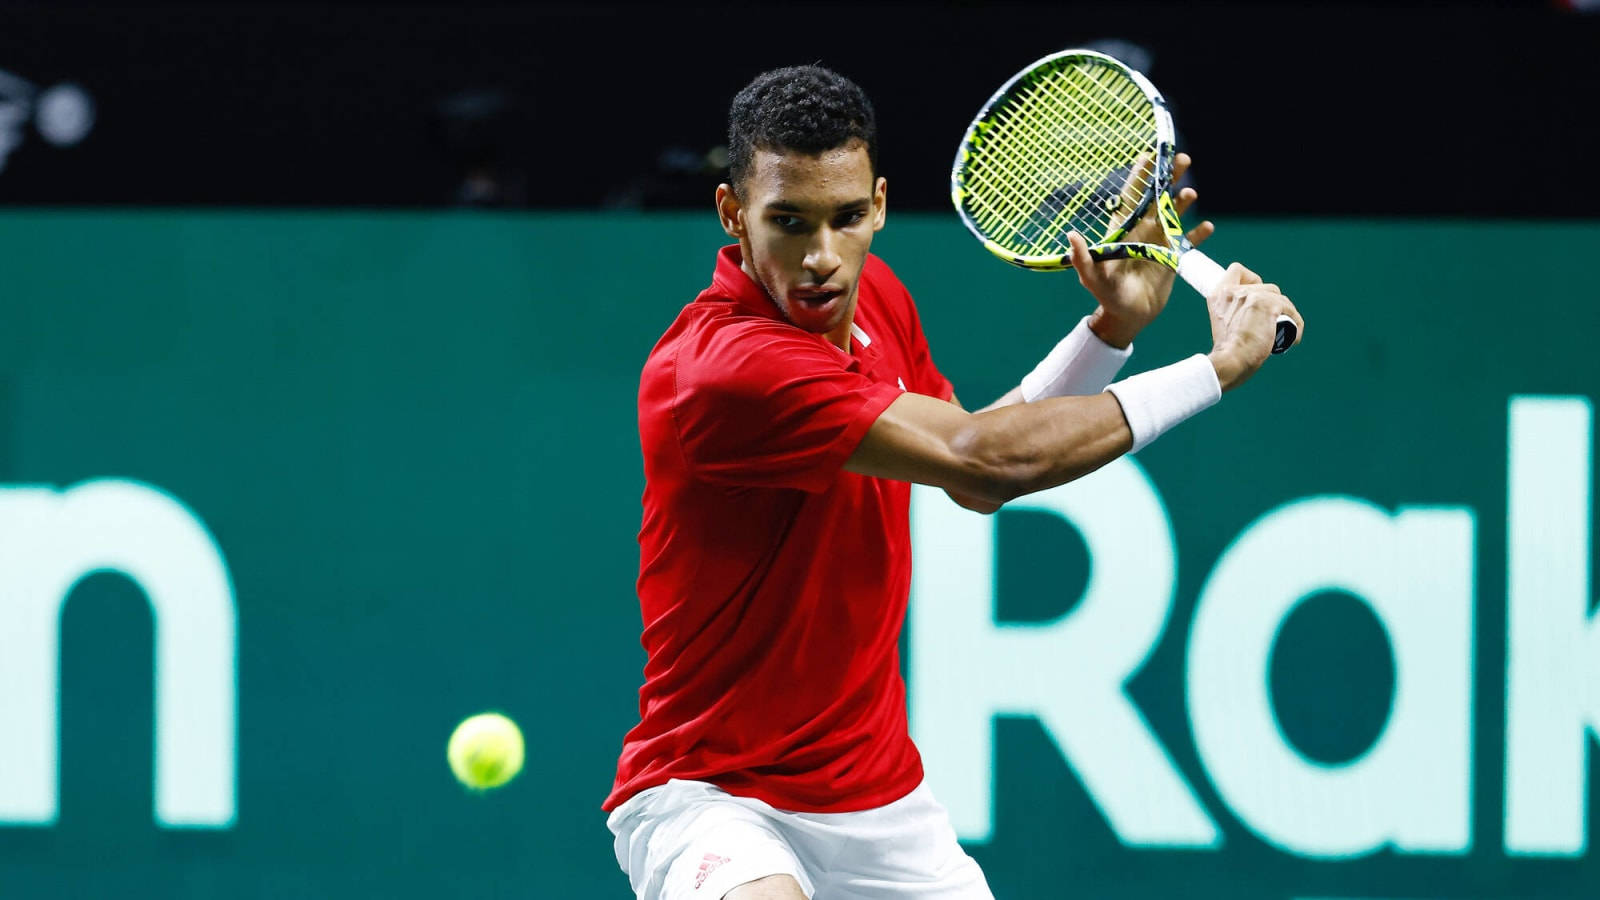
[{"xmin": 606, "ymin": 778, "xmax": 993, "ymax": 899}]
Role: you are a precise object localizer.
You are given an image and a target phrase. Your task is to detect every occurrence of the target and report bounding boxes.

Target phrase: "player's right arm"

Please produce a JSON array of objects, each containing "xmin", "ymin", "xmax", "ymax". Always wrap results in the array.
[
  {"xmin": 845, "ymin": 262, "xmax": 1302, "ymax": 506},
  {"xmin": 848, "ymin": 389, "xmax": 1133, "ymax": 505}
]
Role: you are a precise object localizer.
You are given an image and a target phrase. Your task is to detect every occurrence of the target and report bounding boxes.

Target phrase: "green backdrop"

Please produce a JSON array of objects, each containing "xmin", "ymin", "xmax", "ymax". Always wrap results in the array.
[{"xmin": 0, "ymin": 211, "xmax": 1594, "ymax": 898}]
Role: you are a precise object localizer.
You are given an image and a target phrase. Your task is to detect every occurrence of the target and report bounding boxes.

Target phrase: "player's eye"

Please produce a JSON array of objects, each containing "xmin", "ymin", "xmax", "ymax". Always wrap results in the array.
[
  {"xmin": 833, "ymin": 209, "xmax": 867, "ymax": 228},
  {"xmin": 772, "ymin": 215, "xmax": 807, "ymax": 232}
]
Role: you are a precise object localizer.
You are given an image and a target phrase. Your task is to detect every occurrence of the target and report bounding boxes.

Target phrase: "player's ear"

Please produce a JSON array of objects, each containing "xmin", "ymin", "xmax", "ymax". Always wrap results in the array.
[
  {"xmin": 872, "ymin": 176, "xmax": 887, "ymax": 232},
  {"xmin": 715, "ymin": 184, "xmax": 746, "ymax": 239}
]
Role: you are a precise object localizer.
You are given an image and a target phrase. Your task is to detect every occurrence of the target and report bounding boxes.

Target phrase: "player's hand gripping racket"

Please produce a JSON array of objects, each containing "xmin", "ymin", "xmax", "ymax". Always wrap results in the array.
[{"xmin": 952, "ymin": 48, "xmax": 1296, "ymax": 354}]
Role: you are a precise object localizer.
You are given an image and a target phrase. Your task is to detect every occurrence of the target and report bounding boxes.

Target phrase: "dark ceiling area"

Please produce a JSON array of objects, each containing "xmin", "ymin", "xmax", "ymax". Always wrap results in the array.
[{"xmin": 0, "ymin": 1, "xmax": 1594, "ymax": 216}]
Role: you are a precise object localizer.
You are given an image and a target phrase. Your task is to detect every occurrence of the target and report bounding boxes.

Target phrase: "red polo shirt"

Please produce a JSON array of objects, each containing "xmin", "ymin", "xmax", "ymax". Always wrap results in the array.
[{"xmin": 605, "ymin": 245, "xmax": 953, "ymax": 814}]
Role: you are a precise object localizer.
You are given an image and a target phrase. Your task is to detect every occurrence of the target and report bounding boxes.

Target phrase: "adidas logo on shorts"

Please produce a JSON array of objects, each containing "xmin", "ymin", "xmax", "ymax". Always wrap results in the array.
[{"xmin": 694, "ymin": 853, "xmax": 730, "ymax": 890}]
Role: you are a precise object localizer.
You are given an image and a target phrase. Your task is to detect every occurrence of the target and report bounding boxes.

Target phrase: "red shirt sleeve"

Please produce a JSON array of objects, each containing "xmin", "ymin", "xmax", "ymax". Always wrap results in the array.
[
  {"xmin": 673, "ymin": 321, "xmax": 903, "ymax": 493},
  {"xmin": 866, "ymin": 256, "xmax": 953, "ymax": 402},
  {"xmin": 902, "ymin": 296, "xmax": 953, "ymax": 402}
]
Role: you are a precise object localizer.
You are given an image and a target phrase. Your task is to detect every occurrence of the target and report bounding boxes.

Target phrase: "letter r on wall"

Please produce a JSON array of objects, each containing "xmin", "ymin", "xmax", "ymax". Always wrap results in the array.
[{"xmin": 909, "ymin": 459, "xmax": 1218, "ymax": 847}]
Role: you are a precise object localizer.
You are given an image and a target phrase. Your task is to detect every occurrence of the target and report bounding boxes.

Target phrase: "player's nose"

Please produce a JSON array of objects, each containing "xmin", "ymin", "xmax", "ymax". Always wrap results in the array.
[{"xmin": 804, "ymin": 231, "xmax": 841, "ymax": 279}]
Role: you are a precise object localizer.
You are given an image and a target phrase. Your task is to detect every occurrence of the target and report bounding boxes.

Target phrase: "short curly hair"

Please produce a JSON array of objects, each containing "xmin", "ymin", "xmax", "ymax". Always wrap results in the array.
[{"xmin": 727, "ymin": 65, "xmax": 879, "ymax": 196}]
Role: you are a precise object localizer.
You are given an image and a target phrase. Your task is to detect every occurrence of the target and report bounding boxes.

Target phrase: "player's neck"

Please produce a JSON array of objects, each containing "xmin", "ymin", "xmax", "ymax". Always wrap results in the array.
[
  {"xmin": 739, "ymin": 252, "xmax": 858, "ymax": 354},
  {"xmin": 824, "ymin": 316, "xmax": 853, "ymax": 353}
]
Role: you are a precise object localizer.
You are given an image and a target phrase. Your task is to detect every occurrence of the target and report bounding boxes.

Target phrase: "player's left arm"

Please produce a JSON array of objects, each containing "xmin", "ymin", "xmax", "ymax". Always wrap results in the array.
[
  {"xmin": 935, "ymin": 159, "xmax": 1213, "ymax": 515},
  {"xmin": 1065, "ymin": 152, "xmax": 1213, "ymax": 348}
]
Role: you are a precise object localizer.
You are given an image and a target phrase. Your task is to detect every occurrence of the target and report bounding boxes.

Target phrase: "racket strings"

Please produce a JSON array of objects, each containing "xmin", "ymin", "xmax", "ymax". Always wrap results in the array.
[
  {"xmin": 967, "ymin": 156, "xmax": 1059, "ymax": 249},
  {"xmin": 964, "ymin": 107, "xmax": 1110, "ymax": 249},
  {"xmin": 966, "ymin": 89, "xmax": 1085, "ymax": 250},
  {"xmin": 1007, "ymin": 64, "xmax": 1152, "ymax": 219},
  {"xmin": 962, "ymin": 107, "xmax": 1059, "ymax": 243},
  {"xmin": 962, "ymin": 131, "xmax": 1048, "ymax": 241},
  {"xmin": 1014, "ymin": 81, "xmax": 1128, "ymax": 250},
  {"xmin": 959, "ymin": 60, "xmax": 1158, "ymax": 257},
  {"xmin": 1005, "ymin": 66, "xmax": 1150, "ymax": 249}
]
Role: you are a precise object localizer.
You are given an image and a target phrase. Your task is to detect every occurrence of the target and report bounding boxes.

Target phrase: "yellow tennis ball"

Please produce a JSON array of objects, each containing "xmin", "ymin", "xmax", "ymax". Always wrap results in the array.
[{"xmin": 447, "ymin": 712, "xmax": 524, "ymax": 791}]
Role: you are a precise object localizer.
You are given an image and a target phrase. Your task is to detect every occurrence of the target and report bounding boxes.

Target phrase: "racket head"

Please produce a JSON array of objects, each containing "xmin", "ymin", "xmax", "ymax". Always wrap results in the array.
[{"xmin": 951, "ymin": 48, "xmax": 1180, "ymax": 271}]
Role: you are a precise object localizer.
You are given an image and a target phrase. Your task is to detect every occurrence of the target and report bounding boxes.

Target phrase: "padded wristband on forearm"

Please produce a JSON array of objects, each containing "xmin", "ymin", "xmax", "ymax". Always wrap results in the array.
[
  {"xmin": 1019, "ymin": 316, "xmax": 1133, "ymax": 402},
  {"xmin": 1104, "ymin": 354, "xmax": 1222, "ymax": 453}
]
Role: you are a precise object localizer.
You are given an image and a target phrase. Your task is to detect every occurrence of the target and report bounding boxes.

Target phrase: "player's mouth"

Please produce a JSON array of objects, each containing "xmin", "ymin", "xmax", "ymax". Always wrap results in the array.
[
  {"xmin": 790, "ymin": 285, "xmax": 851, "ymax": 323},
  {"xmin": 790, "ymin": 287, "xmax": 844, "ymax": 312}
]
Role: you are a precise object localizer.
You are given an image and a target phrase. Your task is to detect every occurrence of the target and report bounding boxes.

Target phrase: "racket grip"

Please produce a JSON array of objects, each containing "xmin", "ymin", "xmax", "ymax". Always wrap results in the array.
[
  {"xmin": 1176, "ymin": 249, "xmax": 1226, "ymax": 298},
  {"xmin": 1179, "ymin": 250, "xmax": 1297, "ymax": 356},
  {"xmin": 1272, "ymin": 316, "xmax": 1297, "ymax": 355}
]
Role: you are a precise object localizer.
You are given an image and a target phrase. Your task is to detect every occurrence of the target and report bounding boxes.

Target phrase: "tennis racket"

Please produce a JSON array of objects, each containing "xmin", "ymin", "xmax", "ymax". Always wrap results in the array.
[{"xmin": 952, "ymin": 48, "xmax": 1296, "ymax": 354}]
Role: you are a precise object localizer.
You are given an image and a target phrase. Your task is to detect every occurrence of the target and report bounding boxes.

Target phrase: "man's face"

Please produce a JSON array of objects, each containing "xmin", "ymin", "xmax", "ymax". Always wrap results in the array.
[{"xmin": 719, "ymin": 141, "xmax": 886, "ymax": 344}]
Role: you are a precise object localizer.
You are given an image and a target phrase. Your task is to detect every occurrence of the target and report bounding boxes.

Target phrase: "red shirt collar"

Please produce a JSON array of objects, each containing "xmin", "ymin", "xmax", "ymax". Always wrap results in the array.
[
  {"xmin": 705, "ymin": 245, "xmax": 783, "ymax": 319},
  {"xmin": 701, "ymin": 244, "xmax": 887, "ymax": 371}
]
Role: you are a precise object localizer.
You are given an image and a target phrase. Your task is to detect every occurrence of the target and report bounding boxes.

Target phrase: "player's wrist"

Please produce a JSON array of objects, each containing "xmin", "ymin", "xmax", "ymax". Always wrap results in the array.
[
  {"xmin": 1206, "ymin": 346, "xmax": 1253, "ymax": 393},
  {"xmin": 1020, "ymin": 316, "xmax": 1133, "ymax": 402},
  {"xmin": 1087, "ymin": 307, "xmax": 1142, "ymax": 349},
  {"xmin": 1106, "ymin": 354, "xmax": 1222, "ymax": 453}
]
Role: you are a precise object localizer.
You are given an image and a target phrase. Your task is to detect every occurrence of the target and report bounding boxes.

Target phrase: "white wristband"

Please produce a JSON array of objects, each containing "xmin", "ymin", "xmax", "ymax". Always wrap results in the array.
[
  {"xmin": 1020, "ymin": 316, "xmax": 1133, "ymax": 402},
  {"xmin": 1104, "ymin": 354, "xmax": 1222, "ymax": 453}
]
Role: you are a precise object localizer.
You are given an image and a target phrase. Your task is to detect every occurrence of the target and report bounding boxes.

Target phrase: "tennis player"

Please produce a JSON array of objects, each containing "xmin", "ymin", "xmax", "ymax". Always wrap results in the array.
[{"xmin": 605, "ymin": 65, "xmax": 1303, "ymax": 900}]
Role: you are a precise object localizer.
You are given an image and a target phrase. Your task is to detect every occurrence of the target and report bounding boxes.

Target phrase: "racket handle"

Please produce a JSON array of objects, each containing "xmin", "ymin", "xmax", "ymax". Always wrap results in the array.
[
  {"xmin": 1271, "ymin": 315, "xmax": 1297, "ymax": 355},
  {"xmin": 1176, "ymin": 249, "xmax": 1226, "ymax": 298},
  {"xmin": 1177, "ymin": 250, "xmax": 1297, "ymax": 355}
]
